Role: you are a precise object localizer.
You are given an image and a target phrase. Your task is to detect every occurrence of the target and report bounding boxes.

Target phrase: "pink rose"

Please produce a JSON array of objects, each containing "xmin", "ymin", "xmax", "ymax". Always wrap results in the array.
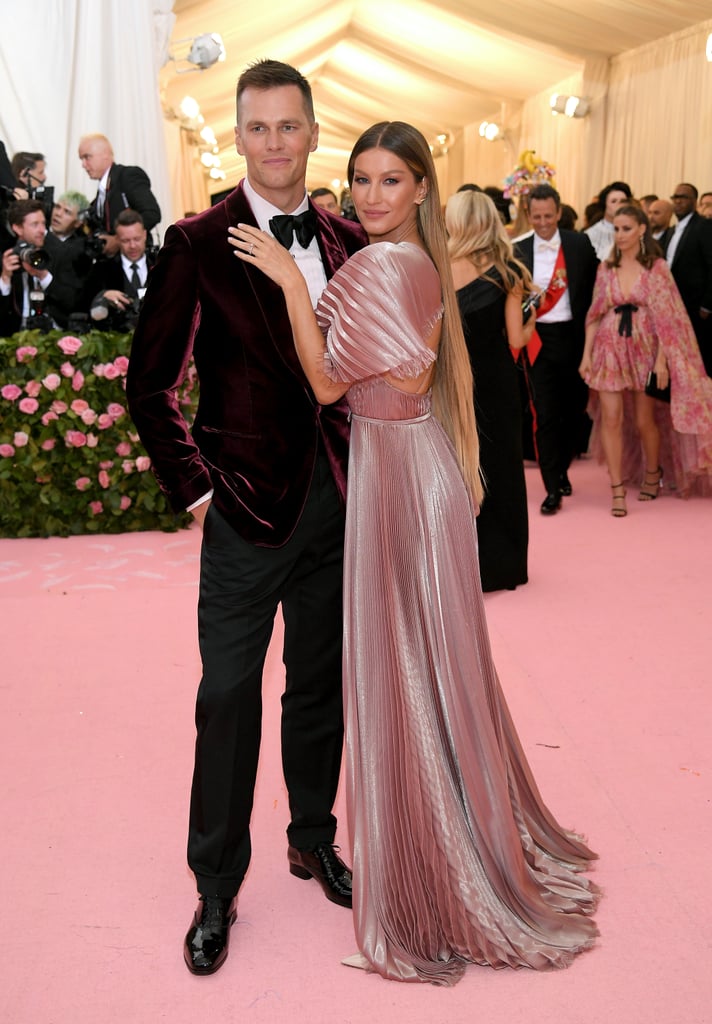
[
  {"xmin": 107, "ymin": 402, "xmax": 125, "ymax": 420},
  {"xmin": 121, "ymin": 459, "xmax": 135, "ymax": 473},
  {"xmin": 113, "ymin": 356, "xmax": 129, "ymax": 375},
  {"xmin": 75, "ymin": 477, "xmax": 91, "ymax": 491},
  {"xmin": 42, "ymin": 411, "xmax": 58, "ymax": 426},
  {"xmin": 98, "ymin": 470, "xmax": 110, "ymax": 489},
  {"xmin": 92, "ymin": 363, "xmax": 106, "ymax": 377},
  {"xmin": 65, "ymin": 429, "xmax": 87, "ymax": 448},
  {"xmin": 14, "ymin": 431, "xmax": 29, "ymax": 447},
  {"xmin": 41, "ymin": 374, "xmax": 61, "ymax": 392},
  {"xmin": 0, "ymin": 443, "xmax": 15, "ymax": 457},
  {"xmin": 89, "ymin": 501, "xmax": 103, "ymax": 515},
  {"xmin": 41, "ymin": 438, "xmax": 56, "ymax": 451},
  {"xmin": 1, "ymin": 384, "xmax": 22, "ymax": 401},
  {"xmin": 127, "ymin": 432, "xmax": 139, "ymax": 443},
  {"xmin": 60, "ymin": 362, "xmax": 74, "ymax": 377},
  {"xmin": 18, "ymin": 397, "xmax": 39, "ymax": 414},
  {"xmin": 99, "ymin": 460, "xmax": 114, "ymax": 469},
  {"xmin": 25, "ymin": 380, "xmax": 42, "ymax": 397},
  {"xmin": 120, "ymin": 495, "xmax": 132, "ymax": 510},
  {"xmin": 135, "ymin": 456, "xmax": 151, "ymax": 472},
  {"xmin": 80, "ymin": 408, "xmax": 97, "ymax": 426},
  {"xmin": 71, "ymin": 370, "xmax": 84, "ymax": 391},
  {"xmin": 51, "ymin": 400, "xmax": 68, "ymax": 414},
  {"xmin": 97, "ymin": 414, "xmax": 113, "ymax": 430},
  {"xmin": 15, "ymin": 345, "xmax": 38, "ymax": 362},
  {"xmin": 86, "ymin": 433, "xmax": 99, "ymax": 448},
  {"xmin": 57, "ymin": 336, "xmax": 82, "ymax": 355},
  {"xmin": 103, "ymin": 364, "xmax": 120, "ymax": 380},
  {"xmin": 115, "ymin": 441, "xmax": 131, "ymax": 456},
  {"xmin": 71, "ymin": 399, "xmax": 89, "ymax": 414}
]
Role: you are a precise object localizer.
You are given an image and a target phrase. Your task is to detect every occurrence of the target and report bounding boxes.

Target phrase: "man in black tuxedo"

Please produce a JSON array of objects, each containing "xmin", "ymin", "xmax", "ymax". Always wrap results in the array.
[
  {"xmin": 648, "ymin": 198, "xmax": 673, "ymax": 250},
  {"xmin": 515, "ymin": 184, "xmax": 598, "ymax": 514},
  {"xmin": 666, "ymin": 183, "xmax": 712, "ymax": 376},
  {"xmin": 78, "ymin": 134, "xmax": 160, "ymax": 257},
  {"xmin": 127, "ymin": 60, "xmax": 367, "ymax": 977},
  {"xmin": 0, "ymin": 199, "xmax": 78, "ymax": 335},
  {"xmin": 84, "ymin": 209, "xmax": 156, "ymax": 331}
]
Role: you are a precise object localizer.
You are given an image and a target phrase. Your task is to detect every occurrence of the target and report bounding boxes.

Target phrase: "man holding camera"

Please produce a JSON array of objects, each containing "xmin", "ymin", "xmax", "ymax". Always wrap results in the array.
[
  {"xmin": 84, "ymin": 209, "xmax": 156, "ymax": 331},
  {"xmin": 0, "ymin": 199, "xmax": 77, "ymax": 335}
]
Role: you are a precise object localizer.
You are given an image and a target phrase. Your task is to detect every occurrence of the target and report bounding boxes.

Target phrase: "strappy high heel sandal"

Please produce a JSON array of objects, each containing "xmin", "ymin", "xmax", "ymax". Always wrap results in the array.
[
  {"xmin": 638, "ymin": 466, "xmax": 663, "ymax": 501},
  {"xmin": 610, "ymin": 482, "xmax": 627, "ymax": 517}
]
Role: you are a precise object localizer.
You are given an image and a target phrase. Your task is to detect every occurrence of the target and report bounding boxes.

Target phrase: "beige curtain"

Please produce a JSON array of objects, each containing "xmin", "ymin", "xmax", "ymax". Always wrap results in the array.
[
  {"xmin": 602, "ymin": 19, "xmax": 712, "ymax": 197},
  {"xmin": 163, "ymin": 122, "xmax": 211, "ymax": 221}
]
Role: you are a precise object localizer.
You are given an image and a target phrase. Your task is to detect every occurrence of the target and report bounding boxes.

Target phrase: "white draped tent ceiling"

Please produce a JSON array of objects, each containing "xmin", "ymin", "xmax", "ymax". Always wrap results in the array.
[{"xmin": 165, "ymin": 0, "xmax": 712, "ymax": 197}]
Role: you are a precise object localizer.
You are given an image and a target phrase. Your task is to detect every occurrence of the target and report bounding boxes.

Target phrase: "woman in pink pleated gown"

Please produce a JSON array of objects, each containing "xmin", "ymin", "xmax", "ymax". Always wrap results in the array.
[{"xmin": 229, "ymin": 121, "xmax": 600, "ymax": 986}]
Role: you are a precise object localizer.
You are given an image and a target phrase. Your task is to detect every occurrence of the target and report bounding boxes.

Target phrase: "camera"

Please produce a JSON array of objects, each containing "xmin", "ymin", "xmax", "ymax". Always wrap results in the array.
[{"xmin": 12, "ymin": 239, "xmax": 51, "ymax": 271}]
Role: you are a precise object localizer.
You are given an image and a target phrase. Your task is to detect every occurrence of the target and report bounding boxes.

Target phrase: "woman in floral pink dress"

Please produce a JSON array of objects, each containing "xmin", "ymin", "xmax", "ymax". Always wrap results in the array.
[{"xmin": 580, "ymin": 204, "xmax": 712, "ymax": 514}]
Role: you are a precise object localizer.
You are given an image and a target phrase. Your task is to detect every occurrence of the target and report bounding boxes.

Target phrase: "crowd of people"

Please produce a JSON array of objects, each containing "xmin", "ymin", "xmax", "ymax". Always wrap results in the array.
[
  {"xmin": 5, "ymin": 55, "xmax": 711, "ymax": 990},
  {"xmin": 0, "ymin": 135, "xmax": 161, "ymax": 334}
]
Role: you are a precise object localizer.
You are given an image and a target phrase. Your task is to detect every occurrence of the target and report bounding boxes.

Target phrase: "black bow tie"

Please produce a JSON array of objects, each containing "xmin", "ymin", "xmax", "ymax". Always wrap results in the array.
[{"xmin": 269, "ymin": 208, "xmax": 318, "ymax": 250}]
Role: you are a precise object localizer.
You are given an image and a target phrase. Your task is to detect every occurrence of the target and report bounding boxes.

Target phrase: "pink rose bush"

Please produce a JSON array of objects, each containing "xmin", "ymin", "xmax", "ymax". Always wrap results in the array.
[{"xmin": 0, "ymin": 328, "xmax": 198, "ymax": 536}]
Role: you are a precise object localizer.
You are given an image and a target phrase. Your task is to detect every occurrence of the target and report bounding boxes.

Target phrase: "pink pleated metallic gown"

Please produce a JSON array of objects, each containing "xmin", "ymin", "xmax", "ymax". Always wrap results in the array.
[{"xmin": 316, "ymin": 243, "xmax": 599, "ymax": 986}]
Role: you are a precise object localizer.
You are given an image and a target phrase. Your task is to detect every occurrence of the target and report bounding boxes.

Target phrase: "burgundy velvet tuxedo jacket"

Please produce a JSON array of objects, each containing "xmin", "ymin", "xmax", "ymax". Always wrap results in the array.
[{"xmin": 126, "ymin": 183, "xmax": 367, "ymax": 546}]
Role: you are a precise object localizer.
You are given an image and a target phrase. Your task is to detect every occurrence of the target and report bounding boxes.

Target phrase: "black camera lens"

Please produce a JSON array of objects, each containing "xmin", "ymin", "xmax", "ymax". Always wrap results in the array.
[{"xmin": 12, "ymin": 241, "xmax": 51, "ymax": 271}]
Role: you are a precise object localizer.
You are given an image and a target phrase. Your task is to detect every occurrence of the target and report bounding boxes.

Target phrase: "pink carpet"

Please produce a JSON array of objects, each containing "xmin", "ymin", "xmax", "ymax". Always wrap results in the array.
[{"xmin": 2, "ymin": 458, "xmax": 710, "ymax": 1023}]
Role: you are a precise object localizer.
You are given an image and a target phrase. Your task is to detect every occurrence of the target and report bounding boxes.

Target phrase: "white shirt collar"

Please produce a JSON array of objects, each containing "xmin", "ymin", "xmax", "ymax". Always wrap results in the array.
[
  {"xmin": 242, "ymin": 177, "xmax": 309, "ymax": 234},
  {"xmin": 534, "ymin": 229, "xmax": 561, "ymax": 248},
  {"xmin": 98, "ymin": 166, "xmax": 111, "ymax": 191},
  {"xmin": 675, "ymin": 211, "xmax": 693, "ymax": 230}
]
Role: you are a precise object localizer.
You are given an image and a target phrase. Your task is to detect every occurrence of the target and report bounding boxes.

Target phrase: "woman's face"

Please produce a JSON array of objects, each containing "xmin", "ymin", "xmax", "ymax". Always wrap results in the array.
[
  {"xmin": 350, "ymin": 147, "xmax": 426, "ymax": 243},
  {"xmin": 614, "ymin": 213, "xmax": 645, "ymax": 253}
]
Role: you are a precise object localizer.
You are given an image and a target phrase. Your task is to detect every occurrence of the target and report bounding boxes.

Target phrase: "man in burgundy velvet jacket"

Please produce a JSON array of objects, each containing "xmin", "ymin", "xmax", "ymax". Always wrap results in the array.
[{"xmin": 126, "ymin": 60, "xmax": 366, "ymax": 976}]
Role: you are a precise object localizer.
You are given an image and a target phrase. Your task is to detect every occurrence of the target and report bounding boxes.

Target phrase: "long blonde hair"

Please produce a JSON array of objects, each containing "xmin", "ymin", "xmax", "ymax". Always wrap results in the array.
[
  {"xmin": 445, "ymin": 190, "xmax": 533, "ymax": 293},
  {"xmin": 348, "ymin": 122, "xmax": 483, "ymax": 505}
]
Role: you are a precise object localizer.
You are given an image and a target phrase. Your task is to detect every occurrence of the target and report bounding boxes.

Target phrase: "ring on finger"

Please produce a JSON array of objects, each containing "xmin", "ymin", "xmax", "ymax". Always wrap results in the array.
[{"xmin": 249, "ymin": 243, "xmax": 255, "ymax": 256}]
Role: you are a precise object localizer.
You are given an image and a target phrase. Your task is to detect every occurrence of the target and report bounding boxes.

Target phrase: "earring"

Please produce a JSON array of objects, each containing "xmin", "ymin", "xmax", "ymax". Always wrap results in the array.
[{"xmin": 640, "ymin": 236, "xmax": 646, "ymax": 256}]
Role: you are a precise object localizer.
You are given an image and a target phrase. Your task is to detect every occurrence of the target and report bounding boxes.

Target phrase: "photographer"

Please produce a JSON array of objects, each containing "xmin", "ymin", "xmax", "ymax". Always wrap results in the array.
[
  {"xmin": 85, "ymin": 209, "xmax": 156, "ymax": 331},
  {"xmin": 10, "ymin": 151, "xmax": 54, "ymax": 219},
  {"xmin": 0, "ymin": 199, "xmax": 77, "ymax": 336},
  {"xmin": 47, "ymin": 191, "xmax": 95, "ymax": 303}
]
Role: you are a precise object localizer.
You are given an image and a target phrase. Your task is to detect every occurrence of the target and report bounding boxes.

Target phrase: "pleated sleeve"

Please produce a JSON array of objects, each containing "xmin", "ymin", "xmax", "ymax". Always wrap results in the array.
[{"xmin": 316, "ymin": 242, "xmax": 443, "ymax": 383}]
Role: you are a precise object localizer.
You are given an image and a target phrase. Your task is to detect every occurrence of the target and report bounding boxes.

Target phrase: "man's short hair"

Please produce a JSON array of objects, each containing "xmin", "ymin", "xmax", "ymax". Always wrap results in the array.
[
  {"xmin": 7, "ymin": 198, "xmax": 45, "ymax": 227},
  {"xmin": 311, "ymin": 187, "xmax": 337, "ymax": 202},
  {"xmin": 677, "ymin": 182, "xmax": 699, "ymax": 200},
  {"xmin": 10, "ymin": 151, "xmax": 44, "ymax": 180},
  {"xmin": 57, "ymin": 190, "xmax": 89, "ymax": 216},
  {"xmin": 527, "ymin": 184, "xmax": 561, "ymax": 208},
  {"xmin": 236, "ymin": 59, "xmax": 314, "ymax": 123},
  {"xmin": 114, "ymin": 208, "xmax": 145, "ymax": 230}
]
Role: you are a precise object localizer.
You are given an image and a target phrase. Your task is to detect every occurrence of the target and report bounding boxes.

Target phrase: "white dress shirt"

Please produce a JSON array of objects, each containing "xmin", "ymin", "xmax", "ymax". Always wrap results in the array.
[
  {"xmin": 532, "ymin": 230, "xmax": 572, "ymax": 323},
  {"xmin": 665, "ymin": 212, "xmax": 693, "ymax": 266}
]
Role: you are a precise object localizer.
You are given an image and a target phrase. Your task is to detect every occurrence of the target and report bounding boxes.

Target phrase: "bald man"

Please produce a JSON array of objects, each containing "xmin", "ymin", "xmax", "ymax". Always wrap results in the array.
[
  {"xmin": 78, "ymin": 133, "xmax": 160, "ymax": 256},
  {"xmin": 648, "ymin": 198, "xmax": 673, "ymax": 247}
]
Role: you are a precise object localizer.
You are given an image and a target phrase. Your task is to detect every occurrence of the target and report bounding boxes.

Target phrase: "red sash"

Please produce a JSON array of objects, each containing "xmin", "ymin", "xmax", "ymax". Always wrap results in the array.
[{"xmin": 516, "ymin": 244, "xmax": 568, "ymax": 364}]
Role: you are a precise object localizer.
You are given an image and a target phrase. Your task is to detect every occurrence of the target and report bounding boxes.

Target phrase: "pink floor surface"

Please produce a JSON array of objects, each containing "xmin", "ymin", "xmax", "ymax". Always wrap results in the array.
[{"xmin": 2, "ymin": 459, "xmax": 711, "ymax": 1023}]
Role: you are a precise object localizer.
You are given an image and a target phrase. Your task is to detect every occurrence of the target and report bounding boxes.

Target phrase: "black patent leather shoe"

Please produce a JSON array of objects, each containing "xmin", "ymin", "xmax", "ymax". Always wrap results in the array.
[
  {"xmin": 288, "ymin": 842, "xmax": 353, "ymax": 908},
  {"xmin": 540, "ymin": 491, "xmax": 562, "ymax": 515},
  {"xmin": 559, "ymin": 472, "xmax": 573, "ymax": 497},
  {"xmin": 184, "ymin": 895, "xmax": 237, "ymax": 975}
]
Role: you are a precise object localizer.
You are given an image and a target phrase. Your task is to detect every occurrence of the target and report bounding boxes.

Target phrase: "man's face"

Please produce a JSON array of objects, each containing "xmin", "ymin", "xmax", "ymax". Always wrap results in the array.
[
  {"xmin": 13, "ymin": 211, "xmax": 47, "ymax": 245},
  {"xmin": 19, "ymin": 160, "xmax": 47, "ymax": 186},
  {"xmin": 648, "ymin": 200, "xmax": 672, "ymax": 231},
  {"xmin": 116, "ymin": 223, "xmax": 147, "ymax": 262},
  {"xmin": 698, "ymin": 194, "xmax": 712, "ymax": 219},
  {"xmin": 604, "ymin": 189, "xmax": 628, "ymax": 221},
  {"xmin": 528, "ymin": 198, "xmax": 561, "ymax": 241},
  {"xmin": 312, "ymin": 191, "xmax": 339, "ymax": 215},
  {"xmin": 671, "ymin": 184, "xmax": 696, "ymax": 220},
  {"xmin": 78, "ymin": 139, "xmax": 113, "ymax": 180},
  {"xmin": 51, "ymin": 200, "xmax": 81, "ymax": 236},
  {"xmin": 234, "ymin": 85, "xmax": 318, "ymax": 210}
]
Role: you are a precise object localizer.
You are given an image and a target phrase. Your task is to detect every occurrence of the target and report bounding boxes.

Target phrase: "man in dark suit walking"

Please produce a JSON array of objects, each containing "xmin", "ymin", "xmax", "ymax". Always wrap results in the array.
[
  {"xmin": 666, "ymin": 182, "xmax": 712, "ymax": 376},
  {"xmin": 515, "ymin": 184, "xmax": 598, "ymax": 514},
  {"xmin": 78, "ymin": 133, "xmax": 161, "ymax": 256},
  {"xmin": 127, "ymin": 59, "xmax": 367, "ymax": 977}
]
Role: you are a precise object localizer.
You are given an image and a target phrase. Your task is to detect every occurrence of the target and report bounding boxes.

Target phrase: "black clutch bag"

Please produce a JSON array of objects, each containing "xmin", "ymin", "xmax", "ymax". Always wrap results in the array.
[{"xmin": 645, "ymin": 371, "xmax": 671, "ymax": 403}]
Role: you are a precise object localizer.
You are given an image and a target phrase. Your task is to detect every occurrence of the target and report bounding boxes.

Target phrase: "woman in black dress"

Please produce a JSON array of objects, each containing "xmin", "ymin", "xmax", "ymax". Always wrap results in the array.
[{"xmin": 446, "ymin": 190, "xmax": 535, "ymax": 591}]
